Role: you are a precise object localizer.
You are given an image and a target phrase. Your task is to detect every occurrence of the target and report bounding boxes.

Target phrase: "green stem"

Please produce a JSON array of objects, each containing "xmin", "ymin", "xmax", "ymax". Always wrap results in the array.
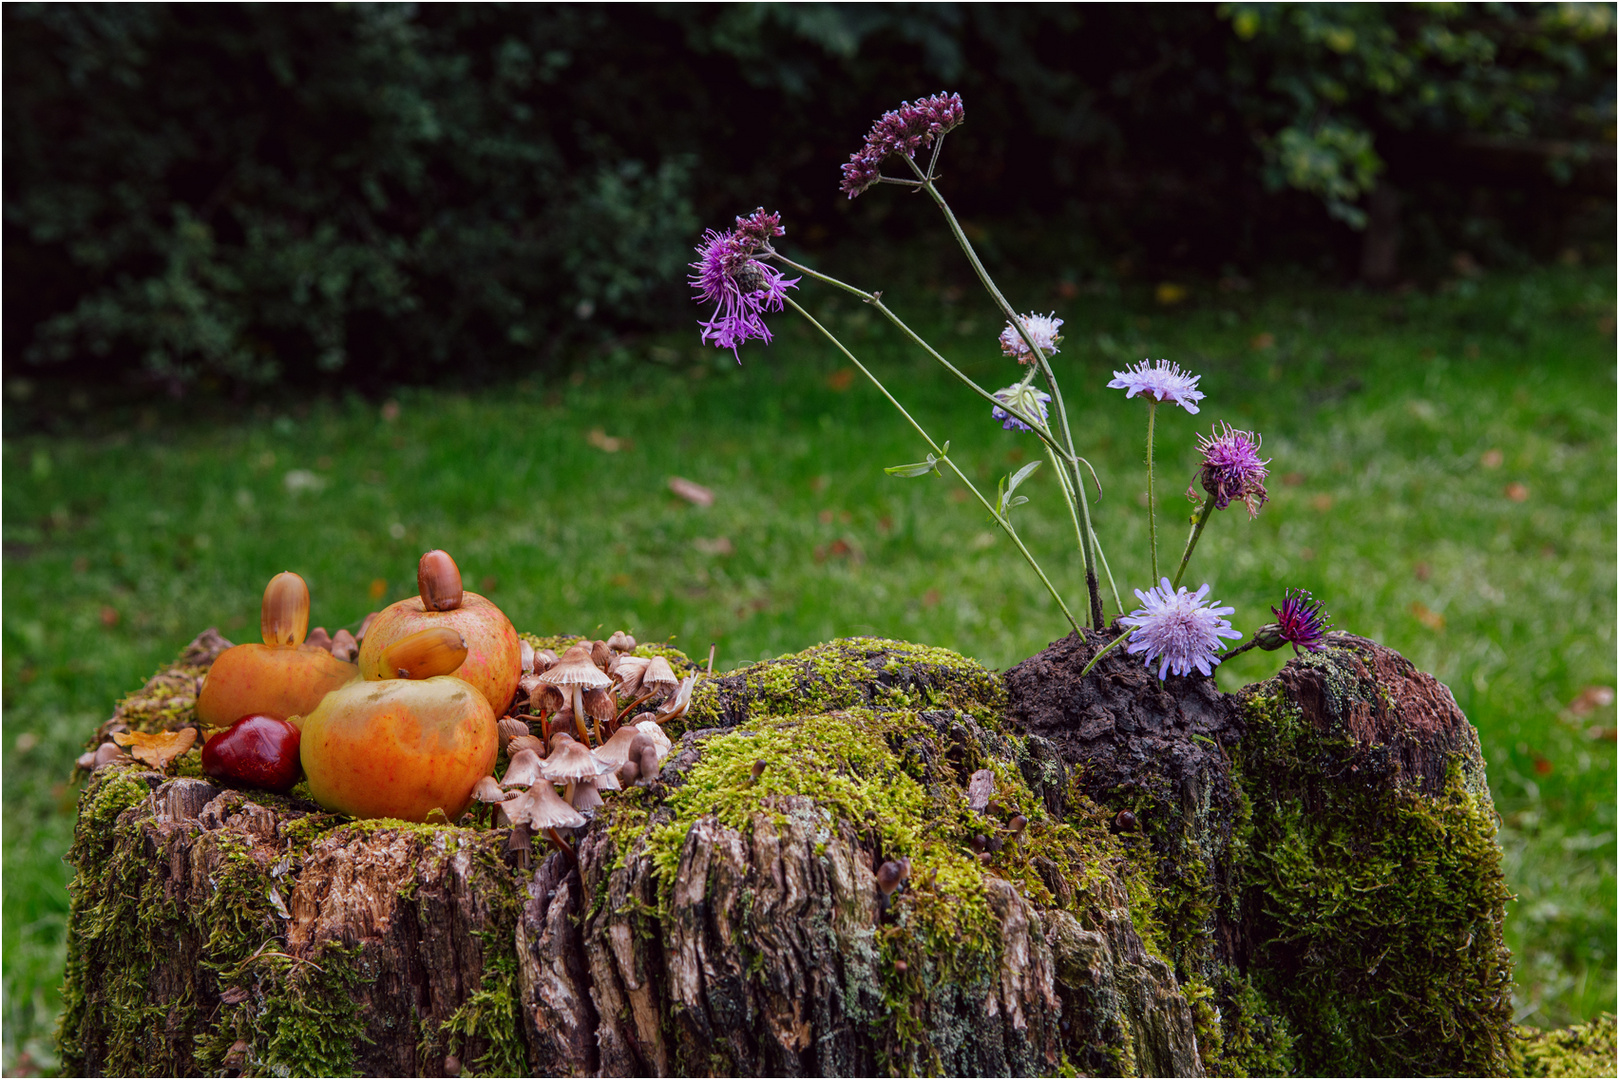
[
  {"xmin": 785, "ymin": 295, "xmax": 1082, "ymax": 636},
  {"xmin": 1172, "ymin": 491, "xmax": 1221, "ymax": 590},
  {"xmin": 911, "ymin": 177, "xmax": 1105, "ymax": 628},
  {"xmin": 1077, "ymin": 630, "xmax": 1132, "ymax": 679},
  {"xmin": 1091, "ymin": 530, "xmax": 1125, "ymax": 621},
  {"xmin": 1146, "ymin": 401, "xmax": 1159, "ymax": 581}
]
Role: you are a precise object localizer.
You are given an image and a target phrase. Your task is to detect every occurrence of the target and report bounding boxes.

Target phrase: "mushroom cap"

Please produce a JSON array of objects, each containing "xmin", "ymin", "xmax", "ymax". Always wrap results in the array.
[
  {"xmin": 538, "ymin": 645, "xmax": 612, "ymax": 690},
  {"xmin": 607, "ymin": 631, "xmax": 637, "ymax": 652},
  {"xmin": 508, "ymin": 734, "xmax": 546, "ymax": 758},
  {"xmin": 498, "ymin": 716, "xmax": 530, "ymax": 747},
  {"xmin": 472, "ymin": 776, "xmax": 513, "ymax": 804},
  {"xmin": 571, "ymin": 777, "xmax": 605, "ymax": 812},
  {"xmin": 507, "ymin": 782, "xmax": 586, "ymax": 830},
  {"xmin": 594, "ymin": 724, "xmax": 644, "ymax": 767},
  {"xmin": 590, "ymin": 639, "xmax": 614, "ymax": 672},
  {"xmin": 502, "ymin": 747, "xmax": 545, "ymax": 788},
  {"xmin": 534, "ymin": 648, "xmax": 559, "ymax": 673},
  {"xmin": 581, "ymin": 687, "xmax": 617, "ymax": 722},
  {"xmin": 593, "ymin": 758, "xmax": 621, "ymax": 792},
  {"xmin": 519, "ymin": 639, "xmax": 535, "ymax": 674},
  {"xmin": 542, "ymin": 734, "xmax": 610, "ymax": 783},
  {"xmin": 613, "ymin": 656, "xmax": 651, "ymax": 698},
  {"xmin": 654, "ymin": 674, "xmax": 695, "ymax": 721},
  {"xmin": 642, "ymin": 655, "xmax": 679, "ymax": 693},
  {"xmin": 634, "ymin": 720, "xmax": 673, "ymax": 761},
  {"xmin": 517, "ymin": 672, "xmax": 545, "ymax": 700}
]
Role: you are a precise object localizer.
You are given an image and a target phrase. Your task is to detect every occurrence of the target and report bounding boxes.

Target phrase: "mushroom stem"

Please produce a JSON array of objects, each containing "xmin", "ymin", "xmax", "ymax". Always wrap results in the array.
[
  {"xmin": 616, "ymin": 690, "xmax": 657, "ymax": 723},
  {"xmin": 571, "ymin": 686, "xmax": 590, "ymax": 745},
  {"xmin": 546, "ymin": 826, "xmax": 578, "ymax": 868}
]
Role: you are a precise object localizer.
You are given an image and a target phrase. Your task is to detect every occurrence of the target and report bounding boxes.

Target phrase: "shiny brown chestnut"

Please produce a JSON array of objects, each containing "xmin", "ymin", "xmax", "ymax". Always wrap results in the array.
[{"xmin": 202, "ymin": 714, "xmax": 303, "ymax": 792}]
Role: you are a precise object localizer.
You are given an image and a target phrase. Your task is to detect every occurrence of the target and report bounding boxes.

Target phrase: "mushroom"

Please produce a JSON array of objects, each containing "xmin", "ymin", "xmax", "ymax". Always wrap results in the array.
[
  {"xmin": 581, "ymin": 688, "xmax": 618, "ymax": 740},
  {"xmin": 473, "ymin": 775, "xmax": 512, "ymax": 804},
  {"xmin": 615, "ymin": 758, "xmax": 640, "ymax": 788},
  {"xmin": 633, "ymin": 720, "xmax": 673, "ymax": 761},
  {"xmin": 542, "ymin": 733, "xmax": 612, "ymax": 804},
  {"xmin": 307, "ymin": 626, "xmax": 333, "ymax": 653},
  {"xmin": 330, "ymin": 628, "xmax": 360, "ymax": 662},
  {"xmin": 876, "ymin": 858, "xmax": 912, "ymax": 897},
  {"xmin": 501, "ymin": 747, "xmax": 545, "ymax": 789},
  {"xmin": 590, "ymin": 639, "xmax": 615, "ymax": 673},
  {"xmin": 594, "ymin": 725, "xmax": 648, "ymax": 769},
  {"xmin": 498, "ymin": 716, "xmax": 530, "ymax": 750},
  {"xmin": 519, "ymin": 639, "xmax": 535, "ymax": 675},
  {"xmin": 641, "ymin": 656, "xmax": 679, "ymax": 702},
  {"xmin": 504, "ymin": 780, "xmax": 586, "ymax": 866},
  {"xmin": 607, "ymin": 631, "xmax": 637, "ymax": 652},
  {"xmin": 538, "ymin": 646, "xmax": 613, "ymax": 745},
  {"xmin": 654, "ymin": 674, "xmax": 696, "ymax": 723},
  {"xmin": 613, "ymin": 656, "xmax": 652, "ymax": 699},
  {"xmin": 517, "ymin": 673, "xmax": 545, "ymax": 707},
  {"xmin": 508, "ymin": 734, "xmax": 546, "ymax": 758},
  {"xmin": 533, "ymin": 648, "xmax": 558, "ymax": 673},
  {"xmin": 571, "ymin": 778, "xmax": 606, "ymax": 813}
]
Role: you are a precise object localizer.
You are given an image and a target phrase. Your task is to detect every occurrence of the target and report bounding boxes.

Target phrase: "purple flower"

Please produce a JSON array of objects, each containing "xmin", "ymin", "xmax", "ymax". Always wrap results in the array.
[
  {"xmin": 991, "ymin": 384, "xmax": 1053, "ymax": 432},
  {"xmin": 841, "ymin": 92, "xmax": 965, "ymax": 199},
  {"xmin": 690, "ymin": 210, "xmax": 800, "ymax": 362},
  {"xmin": 1196, "ymin": 422, "xmax": 1270, "ymax": 518},
  {"xmin": 1107, "ymin": 360, "xmax": 1205, "ymax": 413},
  {"xmin": 1258, "ymin": 589, "xmax": 1332, "ymax": 654},
  {"xmin": 1118, "ymin": 578, "xmax": 1242, "ymax": 680},
  {"xmin": 999, "ymin": 313, "xmax": 1063, "ymax": 364}
]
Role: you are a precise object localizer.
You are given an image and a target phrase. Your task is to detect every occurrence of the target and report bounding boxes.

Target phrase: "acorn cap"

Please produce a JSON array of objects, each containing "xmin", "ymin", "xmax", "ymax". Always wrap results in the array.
[
  {"xmin": 502, "ymin": 747, "xmax": 544, "ymax": 788},
  {"xmin": 538, "ymin": 646, "xmax": 612, "ymax": 690},
  {"xmin": 506, "ymin": 782, "xmax": 586, "ymax": 831},
  {"xmin": 542, "ymin": 734, "xmax": 610, "ymax": 783}
]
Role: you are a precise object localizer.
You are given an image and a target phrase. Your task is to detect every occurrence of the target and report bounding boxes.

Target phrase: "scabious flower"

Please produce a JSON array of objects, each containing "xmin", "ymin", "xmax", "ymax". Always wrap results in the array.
[
  {"xmin": 1107, "ymin": 360, "xmax": 1205, "ymax": 413},
  {"xmin": 1195, "ymin": 421, "xmax": 1270, "ymax": 518},
  {"xmin": 1118, "ymin": 578, "xmax": 1242, "ymax": 680},
  {"xmin": 690, "ymin": 208, "xmax": 800, "ymax": 362},
  {"xmin": 999, "ymin": 313, "xmax": 1063, "ymax": 364},
  {"xmin": 1253, "ymin": 589, "xmax": 1332, "ymax": 654},
  {"xmin": 991, "ymin": 384, "xmax": 1053, "ymax": 432},
  {"xmin": 840, "ymin": 92, "xmax": 965, "ymax": 199}
]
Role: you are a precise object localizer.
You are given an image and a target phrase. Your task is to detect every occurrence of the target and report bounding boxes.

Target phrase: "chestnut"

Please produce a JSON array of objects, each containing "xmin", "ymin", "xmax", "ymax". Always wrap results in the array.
[{"xmin": 202, "ymin": 714, "xmax": 303, "ymax": 792}]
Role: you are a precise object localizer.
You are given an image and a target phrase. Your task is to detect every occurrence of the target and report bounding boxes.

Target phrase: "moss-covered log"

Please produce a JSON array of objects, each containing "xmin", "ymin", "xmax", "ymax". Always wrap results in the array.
[{"xmin": 56, "ymin": 629, "xmax": 1589, "ymax": 1077}]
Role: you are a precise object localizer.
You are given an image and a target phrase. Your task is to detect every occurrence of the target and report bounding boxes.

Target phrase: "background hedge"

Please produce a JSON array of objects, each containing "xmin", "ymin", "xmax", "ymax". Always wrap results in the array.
[{"xmin": 4, "ymin": 2, "xmax": 1612, "ymax": 398}]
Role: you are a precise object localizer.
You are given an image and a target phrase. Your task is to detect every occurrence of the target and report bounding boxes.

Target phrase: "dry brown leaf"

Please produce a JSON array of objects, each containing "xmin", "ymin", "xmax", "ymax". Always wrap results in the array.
[
  {"xmin": 112, "ymin": 727, "xmax": 198, "ymax": 770},
  {"xmin": 668, "ymin": 476, "xmax": 715, "ymax": 507}
]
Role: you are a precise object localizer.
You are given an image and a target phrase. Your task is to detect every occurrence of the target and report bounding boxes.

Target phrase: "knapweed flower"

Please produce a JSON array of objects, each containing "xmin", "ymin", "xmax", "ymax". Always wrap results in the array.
[
  {"xmin": 841, "ymin": 92, "xmax": 965, "ymax": 199},
  {"xmin": 1253, "ymin": 589, "xmax": 1332, "ymax": 654},
  {"xmin": 991, "ymin": 384, "xmax": 1053, "ymax": 432},
  {"xmin": 1107, "ymin": 360, "xmax": 1204, "ymax": 413},
  {"xmin": 1118, "ymin": 578, "xmax": 1242, "ymax": 680},
  {"xmin": 1196, "ymin": 421, "xmax": 1270, "ymax": 518},
  {"xmin": 999, "ymin": 313, "xmax": 1063, "ymax": 364},
  {"xmin": 690, "ymin": 208, "xmax": 800, "ymax": 362}
]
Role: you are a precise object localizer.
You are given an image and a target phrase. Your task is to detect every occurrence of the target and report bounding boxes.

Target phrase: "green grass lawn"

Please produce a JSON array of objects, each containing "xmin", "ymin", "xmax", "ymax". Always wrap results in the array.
[{"xmin": 3, "ymin": 258, "xmax": 1613, "ymax": 1072}]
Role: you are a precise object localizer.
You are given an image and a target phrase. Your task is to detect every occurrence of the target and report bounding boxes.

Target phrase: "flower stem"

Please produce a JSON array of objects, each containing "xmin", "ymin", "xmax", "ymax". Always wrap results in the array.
[
  {"xmin": 1146, "ymin": 401, "xmax": 1159, "ymax": 581},
  {"xmin": 909, "ymin": 175, "xmax": 1105, "ymax": 628},
  {"xmin": 1091, "ymin": 530, "xmax": 1125, "ymax": 621},
  {"xmin": 1078, "ymin": 630, "xmax": 1132, "ymax": 679},
  {"xmin": 785, "ymin": 295, "xmax": 1082, "ymax": 636},
  {"xmin": 1172, "ymin": 491, "xmax": 1220, "ymax": 590}
]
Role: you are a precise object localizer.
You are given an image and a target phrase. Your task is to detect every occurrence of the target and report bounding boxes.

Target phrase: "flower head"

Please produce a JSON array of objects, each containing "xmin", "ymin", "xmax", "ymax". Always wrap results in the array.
[
  {"xmin": 999, "ymin": 313, "xmax": 1063, "ymax": 364},
  {"xmin": 991, "ymin": 384, "xmax": 1053, "ymax": 432},
  {"xmin": 689, "ymin": 209, "xmax": 800, "ymax": 362},
  {"xmin": 841, "ymin": 92, "xmax": 965, "ymax": 199},
  {"xmin": 1117, "ymin": 578, "xmax": 1242, "ymax": 680},
  {"xmin": 1196, "ymin": 422, "xmax": 1270, "ymax": 518},
  {"xmin": 1253, "ymin": 589, "xmax": 1332, "ymax": 655},
  {"xmin": 1107, "ymin": 360, "xmax": 1204, "ymax": 413}
]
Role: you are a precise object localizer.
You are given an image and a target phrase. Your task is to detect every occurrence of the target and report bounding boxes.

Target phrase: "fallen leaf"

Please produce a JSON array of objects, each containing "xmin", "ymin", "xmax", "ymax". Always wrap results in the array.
[
  {"xmin": 693, "ymin": 536, "xmax": 734, "ymax": 556},
  {"xmin": 1414, "ymin": 562, "xmax": 1432, "ymax": 581},
  {"xmin": 1480, "ymin": 448, "xmax": 1503, "ymax": 469},
  {"xmin": 667, "ymin": 476, "xmax": 715, "ymax": 507},
  {"xmin": 1155, "ymin": 282, "xmax": 1187, "ymax": 306},
  {"xmin": 1409, "ymin": 602, "xmax": 1446, "ymax": 632},
  {"xmin": 1504, "ymin": 482, "xmax": 1529, "ymax": 502},
  {"xmin": 1311, "ymin": 494, "xmax": 1334, "ymax": 512},
  {"xmin": 1568, "ymin": 686, "xmax": 1615, "ymax": 717},
  {"xmin": 826, "ymin": 368, "xmax": 856, "ymax": 391},
  {"xmin": 1251, "ymin": 332, "xmax": 1275, "ymax": 350},
  {"xmin": 587, "ymin": 428, "xmax": 623, "ymax": 453},
  {"xmin": 113, "ymin": 727, "xmax": 198, "ymax": 771}
]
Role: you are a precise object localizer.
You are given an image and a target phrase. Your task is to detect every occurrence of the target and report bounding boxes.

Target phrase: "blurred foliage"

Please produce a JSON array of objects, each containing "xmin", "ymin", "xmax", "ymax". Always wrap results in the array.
[{"xmin": 4, "ymin": 3, "xmax": 1612, "ymax": 398}]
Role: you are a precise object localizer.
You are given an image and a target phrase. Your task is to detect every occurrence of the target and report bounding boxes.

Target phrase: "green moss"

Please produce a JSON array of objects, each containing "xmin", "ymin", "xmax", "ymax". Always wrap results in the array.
[
  {"xmin": 1186, "ymin": 966, "xmax": 1295, "ymax": 1078},
  {"xmin": 1232, "ymin": 680, "xmax": 1515, "ymax": 1077},
  {"xmin": 1514, "ymin": 1014, "xmax": 1618, "ymax": 1078},
  {"xmin": 437, "ymin": 929, "xmax": 528, "ymax": 1077},
  {"xmin": 257, "ymin": 942, "xmax": 371, "ymax": 1077},
  {"xmin": 678, "ymin": 637, "xmax": 1006, "ymax": 739}
]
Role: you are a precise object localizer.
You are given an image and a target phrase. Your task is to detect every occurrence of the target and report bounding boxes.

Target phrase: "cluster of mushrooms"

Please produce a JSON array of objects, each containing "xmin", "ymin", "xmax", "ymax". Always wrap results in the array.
[{"xmin": 474, "ymin": 632, "xmax": 697, "ymax": 862}]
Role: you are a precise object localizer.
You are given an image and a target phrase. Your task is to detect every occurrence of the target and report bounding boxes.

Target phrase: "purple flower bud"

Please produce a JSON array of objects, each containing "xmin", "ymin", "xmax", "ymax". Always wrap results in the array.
[
  {"xmin": 840, "ymin": 92, "xmax": 965, "ymax": 199},
  {"xmin": 1254, "ymin": 589, "xmax": 1332, "ymax": 654},
  {"xmin": 1196, "ymin": 422, "xmax": 1271, "ymax": 518}
]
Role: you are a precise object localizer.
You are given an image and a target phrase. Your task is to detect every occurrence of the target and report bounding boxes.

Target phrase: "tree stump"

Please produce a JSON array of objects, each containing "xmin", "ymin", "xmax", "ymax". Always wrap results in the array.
[{"xmin": 58, "ymin": 630, "xmax": 1530, "ymax": 1077}]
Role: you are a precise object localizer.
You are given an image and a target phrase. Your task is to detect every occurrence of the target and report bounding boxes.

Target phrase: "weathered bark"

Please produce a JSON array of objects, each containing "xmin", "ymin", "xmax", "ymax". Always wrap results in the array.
[{"xmin": 59, "ymin": 631, "xmax": 1516, "ymax": 1077}]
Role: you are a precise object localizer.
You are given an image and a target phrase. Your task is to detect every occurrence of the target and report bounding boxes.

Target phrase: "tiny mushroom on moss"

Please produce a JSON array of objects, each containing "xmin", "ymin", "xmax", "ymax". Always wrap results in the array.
[
  {"xmin": 641, "ymin": 656, "xmax": 679, "ymax": 701},
  {"xmin": 498, "ymin": 716, "xmax": 530, "ymax": 750},
  {"xmin": 607, "ymin": 630, "xmax": 637, "ymax": 652},
  {"xmin": 654, "ymin": 674, "xmax": 696, "ymax": 723},
  {"xmin": 506, "ymin": 780, "xmax": 587, "ymax": 865},
  {"xmin": 543, "ymin": 732, "xmax": 612, "ymax": 804},
  {"xmin": 614, "ymin": 656, "xmax": 652, "ymax": 699},
  {"xmin": 508, "ymin": 733, "xmax": 546, "ymax": 758},
  {"xmin": 330, "ymin": 628, "xmax": 360, "ymax": 662},
  {"xmin": 502, "ymin": 747, "xmax": 545, "ymax": 789},
  {"xmin": 520, "ymin": 639, "xmax": 536, "ymax": 674}
]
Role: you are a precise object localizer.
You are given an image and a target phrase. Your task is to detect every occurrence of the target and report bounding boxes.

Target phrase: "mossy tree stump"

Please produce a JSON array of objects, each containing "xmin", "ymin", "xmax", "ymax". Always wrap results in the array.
[{"xmin": 59, "ymin": 630, "xmax": 1546, "ymax": 1077}]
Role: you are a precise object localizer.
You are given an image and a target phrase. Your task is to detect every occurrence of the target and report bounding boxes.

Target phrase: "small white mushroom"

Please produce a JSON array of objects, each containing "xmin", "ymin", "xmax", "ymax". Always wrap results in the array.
[
  {"xmin": 614, "ymin": 656, "xmax": 652, "ymax": 699},
  {"xmin": 642, "ymin": 656, "xmax": 679, "ymax": 701},
  {"xmin": 607, "ymin": 631, "xmax": 637, "ymax": 652},
  {"xmin": 520, "ymin": 639, "xmax": 536, "ymax": 674},
  {"xmin": 634, "ymin": 720, "xmax": 673, "ymax": 762},
  {"xmin": 539, "ymin": 646, "xmax": 613, "ymax": 744},
  {"xmin": 502, "ymin": 748, "xmax": 545, "ymax": 789}
]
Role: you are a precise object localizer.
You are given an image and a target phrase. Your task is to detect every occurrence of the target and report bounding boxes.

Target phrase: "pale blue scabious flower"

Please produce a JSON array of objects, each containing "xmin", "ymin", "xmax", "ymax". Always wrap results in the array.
[
  {"xmin": 999, "ymin": 312, "xmax": 1063, "ymax": 363},
  {"xmin": 1118, "ymin": 578, "xmax": 1242, "ymax": 679},
  {"xmin": 1107, "ymin": 359, "xmax": 1204, "ymax": 413},
  {"xmin": 991, "ymin": 384, "xmax": 1052, "ymax": 431}
]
